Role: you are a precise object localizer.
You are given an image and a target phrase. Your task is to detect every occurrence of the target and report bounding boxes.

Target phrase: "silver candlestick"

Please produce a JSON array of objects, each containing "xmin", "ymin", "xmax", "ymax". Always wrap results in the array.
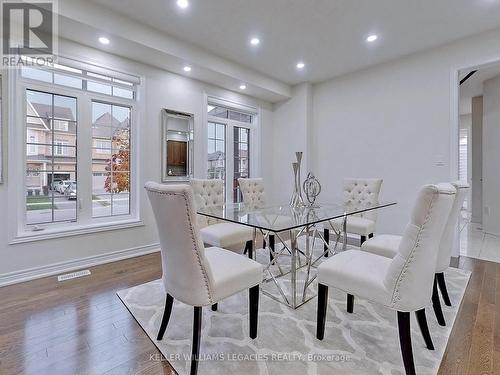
[{"xmin": 290, "ymin": 152, "xmax": 305, "ymax": 208}]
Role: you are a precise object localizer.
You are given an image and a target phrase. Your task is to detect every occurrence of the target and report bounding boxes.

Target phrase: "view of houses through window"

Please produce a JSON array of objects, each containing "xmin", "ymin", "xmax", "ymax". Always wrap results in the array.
[
  {"xmin": 207, "ymin": 103, "xmax": 253, "ymax": 203},
  {"xmin": 24, "ymin": 63, "xmax": 135, "ymax": 227}
]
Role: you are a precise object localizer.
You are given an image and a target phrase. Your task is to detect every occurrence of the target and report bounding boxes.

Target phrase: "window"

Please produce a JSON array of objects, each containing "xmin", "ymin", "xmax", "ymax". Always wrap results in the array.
[
  {"xmin": 207, "ymin": 122, "xmax": 226, "ymax": 182},
  {"xmin": 25, "ymin": 90, "xmax": 77, "ymax": 225},
  {"xmin": 17, "ymin": 59, "xmax": 139, "ymax": 233},
  {"xmin": 53, "ymin": 119, "xmax": 69, "ymax": 131},
  {"xmin": 207, "ymin": 100, "xmax": 256, "ymax": 203},
  {"xmin": 92, "ymin": 101, "xmax": 131, "ymax": 218}
]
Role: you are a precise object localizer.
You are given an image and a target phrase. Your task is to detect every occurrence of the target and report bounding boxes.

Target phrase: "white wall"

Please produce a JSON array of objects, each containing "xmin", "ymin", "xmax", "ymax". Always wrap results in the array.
[
  {"xmin": 483, "ymin": 76, "xmax": 500, "ymax": 235},
  {"xmin": 0, "ymin": 39, "xmax": 274, "ymax": 282},
  {"xmin": 311, "ymin": 28, "xmax": 500, "ymax": 236},
  {"xmin": 270, "ymin": 83, "xmax": 312, "ymax": 203}
]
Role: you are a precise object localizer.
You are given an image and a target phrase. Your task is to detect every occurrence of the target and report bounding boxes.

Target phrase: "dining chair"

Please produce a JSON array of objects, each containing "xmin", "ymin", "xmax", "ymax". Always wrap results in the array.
[
  {"xmin": 360, "ymin": 181, "xmax": 469, "ymax": 326},
  {"xmin": 316, "ymin": 184, "xmax": 456, "ymax": 375},
  {"xmin": 145, "ymin": 182, "xmax": 263, "ymax": 375},
  {"xmin": 191, "ymin": 178, "xmax": 254, "ymax": 257},
  {"xmin": 323, "ymin": 178, "xmax": 383, "ymax": 255},
  {"xmin": 238, "ymin": 177, "xmax": 276, "ymax": 260}
]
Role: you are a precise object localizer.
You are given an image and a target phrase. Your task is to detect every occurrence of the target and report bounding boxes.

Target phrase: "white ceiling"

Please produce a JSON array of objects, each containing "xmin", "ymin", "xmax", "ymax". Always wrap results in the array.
[{"xmin": 88, "ymin": 0, "xmax": 500, "ymax": 85}]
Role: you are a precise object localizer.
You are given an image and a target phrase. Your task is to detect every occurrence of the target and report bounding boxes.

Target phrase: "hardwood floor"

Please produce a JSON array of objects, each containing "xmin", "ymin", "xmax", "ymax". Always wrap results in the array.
[{"xmin": 0, "ymin": 253, "xmax": 498, "ymax": 374}]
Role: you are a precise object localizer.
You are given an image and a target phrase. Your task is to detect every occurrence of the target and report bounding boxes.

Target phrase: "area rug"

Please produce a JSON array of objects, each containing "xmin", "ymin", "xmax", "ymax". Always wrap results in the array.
[{"xmin": 117, "ymin": 247, "xmax": 470, "ymax": 375}]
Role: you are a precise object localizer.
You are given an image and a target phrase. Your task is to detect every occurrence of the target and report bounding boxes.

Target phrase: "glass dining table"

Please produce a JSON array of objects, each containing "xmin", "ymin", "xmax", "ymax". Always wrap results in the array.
[{"xmin": 197, "ymin": 200, "xmax": 396, "ymax": 309}]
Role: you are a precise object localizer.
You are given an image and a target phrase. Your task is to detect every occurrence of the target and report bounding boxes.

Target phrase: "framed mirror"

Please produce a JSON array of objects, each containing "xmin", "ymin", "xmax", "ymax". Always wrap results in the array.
[{"xmin": 161, "ymin": 109, "xmax": 194, "ymax": 181}]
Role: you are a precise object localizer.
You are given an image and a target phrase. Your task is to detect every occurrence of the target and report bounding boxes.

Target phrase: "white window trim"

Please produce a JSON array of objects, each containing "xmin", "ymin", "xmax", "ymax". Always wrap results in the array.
[
  {"xmin": 204, "ymin": 94, "xmax": 261, "ymax": 203},
  {"xmin": 7, "ymin": 64, "xmax": 144, "ymax": 242}
]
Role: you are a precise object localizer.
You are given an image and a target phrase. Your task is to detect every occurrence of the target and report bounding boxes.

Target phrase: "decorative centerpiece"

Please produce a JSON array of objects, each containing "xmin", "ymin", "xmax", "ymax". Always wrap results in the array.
[
  {"xmin": 289, "ymin": 152, "xmax": 305, "ymax": 208},
  {"xmin": 303, "ymin": 172, "xmax": 322, "ymax": 207}
]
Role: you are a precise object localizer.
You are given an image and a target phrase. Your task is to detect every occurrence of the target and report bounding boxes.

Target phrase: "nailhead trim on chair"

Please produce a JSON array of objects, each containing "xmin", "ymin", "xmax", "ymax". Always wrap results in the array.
[
  {"xmin": 147, "ymin": 188, "xmax": 214, "ymax": 305},
  {"xmin": 389, "ymin": 193, "xmax": 437, "ymax": 307}
]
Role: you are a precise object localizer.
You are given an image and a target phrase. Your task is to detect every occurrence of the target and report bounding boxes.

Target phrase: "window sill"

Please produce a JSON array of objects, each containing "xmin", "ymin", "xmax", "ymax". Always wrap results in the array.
[{"xmin": 10, "ymin": 219, "xmax": 144, "ymax": 244}]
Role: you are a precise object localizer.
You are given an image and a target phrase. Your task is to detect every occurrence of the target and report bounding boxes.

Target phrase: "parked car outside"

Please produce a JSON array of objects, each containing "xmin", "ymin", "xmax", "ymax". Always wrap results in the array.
[
  {"xmin": 56, "ymin": 180, "xmax": 74, "ymax": 194},
  {"xmin": 64, "ymin": 182, "xmax": 77, "ymax": 200},
  {"xmin": 51, "ymin": 180, "xmax": 62, "ymax": 191}
]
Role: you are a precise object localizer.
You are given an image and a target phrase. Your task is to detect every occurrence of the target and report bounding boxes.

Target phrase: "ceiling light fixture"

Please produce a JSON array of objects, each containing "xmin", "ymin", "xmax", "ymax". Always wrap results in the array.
[
  {"xmin": 239, "ymin": 84, "xmax": 247, "ymax": 90},
  {"xmin": 98, "ymin": 37, "xmax": 110, "ymax": 45},
  {"xmin": 177, "ymin": 0, "xmax": 189, "ymax": 9},
  {"xmin": 183, "ymin": 65, "xmax": 192, "ymax": 72},
  {"xmin": 250, "ymin": 37, "xmax": 260, "ymax": 46},
  {"xmin": 296, "ymin": 62, "xmax": 305, "ymax": 70},
  {"xmin": 366, "ymin": 34, "xmax": 378, "ymax": 42}
]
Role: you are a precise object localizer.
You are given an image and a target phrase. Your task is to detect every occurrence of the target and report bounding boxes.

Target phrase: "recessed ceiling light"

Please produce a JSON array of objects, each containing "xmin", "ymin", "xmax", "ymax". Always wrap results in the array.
[
  {"xmin": 250, "ymin": 37, "xmax": 260, "ymax": 46},
  {"xmin": 296, "ymin": 62, "xmax": 305, "ymax": 70},
  {"xmin": 239, "ymin": 84, "xmax": 247, "ymax": 90},
  {"xmin": 183, "ymin": 65, "xmax": 192, "ymax": 72},
  {"xmin": 98, "ymin": 37, "xmax": 110, "ymax": 45},
  {"xmin": 366, "ymin": 34, "xmax": 378, "ymax": 42},
  {"xmin": 177, "ymin": 0, "xmax": 189, "ymax": 9}
]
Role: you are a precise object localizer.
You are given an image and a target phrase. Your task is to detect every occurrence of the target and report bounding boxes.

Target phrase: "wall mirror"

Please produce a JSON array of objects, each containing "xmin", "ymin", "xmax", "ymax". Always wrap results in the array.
[{"xmin": 161, "ymin": 109, "xmax": 194, "ymax": 181}]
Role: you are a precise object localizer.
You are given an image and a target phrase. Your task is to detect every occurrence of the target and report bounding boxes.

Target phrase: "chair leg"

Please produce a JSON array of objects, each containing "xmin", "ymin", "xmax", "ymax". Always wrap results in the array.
[
  {"xmin": 324, "ymin": 229, "xmax": 330, "ymax": 257},
  {"xmin": 360, "ymin": 235, "xmax": 367, "ymax": 245},
  {"xmin": 211, "ymin": 303, "xmax": 218, "ymax": 311},
  {"xmin": 347, "ymin": 294, "xmax": 354, "ymax": 313},
  {"xmin": 436, "ymin": 272, "xmax": 452, "ymax": 307},
  {"xmin": 397, "ymin": 311, "xmax": 416, "ymax": 375},
  {"xmin": 190, "ymin": 306, "xmax": 202, "ymax": 375},
  {"xmin": 249, "ymin": 285, "xmax": 259, "ymax": 339},
  {"xmin": 415, "ymin": 309, "xmax": 435, "ymax": 350},
  {"xmin": 368, "ymin": 233, "xmax": 374, "ymax": 239},
  {"xmin": 245, "ymin": 240, "xmax": 254, "ymax": 259},
  {"xmin": 269, "ymin": 235, "xmax": 275, "ymax": 263},
  {"xmin": 157, "ymin": 293, "xmax": 174, "ymax": 340},
  {"xmin": 316, "ymin": 283, "xmax": 329, "ymax": 340},
  {"xmin": 432, "ymin": 276, "xmax": 446, "ymax": 326}
]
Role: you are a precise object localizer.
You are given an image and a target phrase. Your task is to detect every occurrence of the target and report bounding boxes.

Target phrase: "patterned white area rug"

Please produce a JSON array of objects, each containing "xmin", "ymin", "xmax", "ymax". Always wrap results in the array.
[{"xmin": 117, "ymin": 252, "xmax": 470, "ymax": 375}]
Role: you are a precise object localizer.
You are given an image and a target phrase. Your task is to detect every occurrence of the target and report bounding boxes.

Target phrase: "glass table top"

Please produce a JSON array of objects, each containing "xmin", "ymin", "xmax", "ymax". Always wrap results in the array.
[{"xmin": 196, "ymin": 200, "xmax": 396, "ymax": 233}]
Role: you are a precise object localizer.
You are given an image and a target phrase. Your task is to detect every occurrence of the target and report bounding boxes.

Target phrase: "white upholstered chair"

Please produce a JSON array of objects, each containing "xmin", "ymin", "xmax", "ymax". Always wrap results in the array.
[
  {"xmin": 361, "ymin": 181, "xmax": 469, "ymax": 326},
  {"xmin": 190, "ymin": 178, "xmax": 254, "ymax": 255},
  {"xmin": 238, "ymin": 177, "xmax": 276, "ymax": 260},
  {"xmin": 145, "ymin": 182, "xmax": 263, "ymax": 375},
  {"xmin": 323, "ymin": 178, "xmax": 383, "ymax": 254},
  {"xmin": 316, "ymin": 184, "xmax": 456, "ymax": 375}
]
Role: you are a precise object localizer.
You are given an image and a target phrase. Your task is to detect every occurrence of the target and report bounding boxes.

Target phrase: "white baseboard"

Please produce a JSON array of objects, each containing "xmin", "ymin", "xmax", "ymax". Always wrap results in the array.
[{"xmin": 0, "ymin": 243, "xmax": 160, "ymax": 287}]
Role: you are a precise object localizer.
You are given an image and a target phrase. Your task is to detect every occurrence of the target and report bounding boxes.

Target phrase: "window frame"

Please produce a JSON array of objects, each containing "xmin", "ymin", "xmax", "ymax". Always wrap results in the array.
[
  {"xmin": 9, "ymin": 65, "xmax": 141, "ymax": 241},
  {"xmin": 206, "ymin": 96, "xmax": 259, "ymax": 204}
]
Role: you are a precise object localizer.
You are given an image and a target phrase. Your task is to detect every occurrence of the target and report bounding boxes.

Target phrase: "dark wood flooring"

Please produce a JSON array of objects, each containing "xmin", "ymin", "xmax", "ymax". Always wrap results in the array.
[{"xmin": 0, "ymin": 253, "xmax": 497, "ymax": 374}]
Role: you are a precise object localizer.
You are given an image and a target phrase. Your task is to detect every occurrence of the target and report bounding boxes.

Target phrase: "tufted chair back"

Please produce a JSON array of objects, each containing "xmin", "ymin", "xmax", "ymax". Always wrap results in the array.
[
  {"xmin": 190, "ymin": 178, "xmax": 224, "ymax": 228},
  {"xmin": 238, "ymin": 178, "xmax": 266, "ymax": 210},
  {"xmin": 343, "ymin": 178, "xmax": 383, "ymax": 221},
  {"xmin": 145, "ymin": 182, "xmax": 215, "ymax": 306},
  {"xmin": 384, "ymin": 183, "xmax": 456, "ymax": 312},
  {"xmin": 436, "ymin": 181, "xmax": 470, "ymax": 272}
]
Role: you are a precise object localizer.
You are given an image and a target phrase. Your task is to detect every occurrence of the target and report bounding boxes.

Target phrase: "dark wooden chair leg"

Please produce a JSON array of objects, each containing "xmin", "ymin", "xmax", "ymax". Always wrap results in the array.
[
  {"xmin": 316, "ymin": 283, "xmax": 329, "ymax": 340},
  {"xmin": 190, "ymin": 307, "xmax": 202, "ymax": 375},
  {"xmin": 157, "ymin": 293, "xmax": 174, "ymax": 340},
  {"xmin": 436, "ymin": 272, "xmax": 452, "ymax": 306},
  {"xmin": 415, "ymin": 309, "xmax": 435, "ymax": 350},
  {"xmin": 211, "ymin": 303, "xmax": 218, "ymax": 311},
  {"xmin": 324, "ymin": 229, "xmax": 330, "ymax": 257},
  {"xmin": 368, "ymin": 233, "xmax": 374, "ymax": 239},
  {"xmin": 347, "ymin": 294, "xmax": 354, "ymax": 313},
  {"xmin": 246, "ymin": 240, "xmax": 254, "ymax": 259},
  {"xmin": 360, "ymin": 235, "xmax": 367, "ymax": 245},
  {"xmin": 269, "ymin": 235, "xmax": 275, "ymax": 263},
  {"xmin": 397, "ymin": 311, "xmax": 416, "ymax": 375},
  {"xmin": 432, "ymin": 276, "xmax": 446, "ymax": 326},
  {"xmin": 249, "ymin": 285, "xmax": 259, "ymax": 339}
]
